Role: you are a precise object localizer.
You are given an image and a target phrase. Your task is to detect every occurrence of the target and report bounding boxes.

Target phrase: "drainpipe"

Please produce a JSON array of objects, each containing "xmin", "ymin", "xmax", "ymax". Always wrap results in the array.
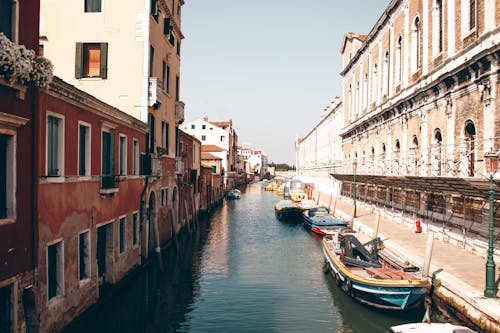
[{"xmin": 140, "ymin": 173, "xmax": 148, "ymax": 262}]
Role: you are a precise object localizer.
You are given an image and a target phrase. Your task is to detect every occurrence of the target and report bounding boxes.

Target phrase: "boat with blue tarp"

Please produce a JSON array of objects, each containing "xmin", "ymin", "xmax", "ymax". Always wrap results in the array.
[{"xmin": 302, "ymin": 207, "xmax": 348, "ymax": 236}]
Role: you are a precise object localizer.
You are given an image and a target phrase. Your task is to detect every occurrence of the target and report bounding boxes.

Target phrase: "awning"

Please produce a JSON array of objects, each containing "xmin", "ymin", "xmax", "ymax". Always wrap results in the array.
[{"xmin": 330, "ymin": 173, "xmax": 500, "ymax": 200}]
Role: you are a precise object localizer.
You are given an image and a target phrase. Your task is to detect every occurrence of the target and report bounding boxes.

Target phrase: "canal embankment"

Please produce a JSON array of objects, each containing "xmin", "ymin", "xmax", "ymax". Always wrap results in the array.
[{"xmin": 314, "ymin": 190, "xmax": 500, "ymax": 332}]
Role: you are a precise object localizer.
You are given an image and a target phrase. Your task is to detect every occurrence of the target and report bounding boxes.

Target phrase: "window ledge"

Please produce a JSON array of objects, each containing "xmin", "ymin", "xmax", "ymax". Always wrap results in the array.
[
  {"xmin": 100, "ymin": 188, "xmax": 119, "ymax": 195},
  {"xmin": 42, "ymin": 176, "xmax": 66, "ymax": 184},
  {"xmin": 0, "ymin": 78, "xmax": 27, "ymax": 100},
  {"xmin": 462, "ymin": 28, "xmax": 477, "ymax": 40},
  {"xmin": 0, "ymin": 218, "xmax": 15, "ymax": 226},
  {"xmin": 78, "ymin": 77, "xmax": 104, "ymax": 81}
]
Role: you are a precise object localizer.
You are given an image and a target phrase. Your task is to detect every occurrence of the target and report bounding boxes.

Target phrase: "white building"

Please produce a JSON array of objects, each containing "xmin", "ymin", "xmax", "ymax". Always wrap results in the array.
[{"xmin": 296, "ymin": 97, "xmax": 344, "ymax": 194}]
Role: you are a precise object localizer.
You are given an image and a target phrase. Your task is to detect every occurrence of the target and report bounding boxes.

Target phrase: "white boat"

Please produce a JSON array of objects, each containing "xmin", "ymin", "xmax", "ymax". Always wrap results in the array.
[{"xmin": 390, "ymin": 323, "xmax": 477, "ymax": 333}]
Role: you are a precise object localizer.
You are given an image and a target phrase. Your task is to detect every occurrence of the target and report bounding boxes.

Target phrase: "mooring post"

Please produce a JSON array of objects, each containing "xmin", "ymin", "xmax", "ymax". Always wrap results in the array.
[
  {"xmin": 373, "ymin": 210, "xmax": 380, "ymax": 239},
  {"xmin": 332, "ymin": 196, "xmax": 338, "ymax": 216},
  {"xmin": 153, "ymin": 218, "xmax": 163, "ymax": 272},
  {"xmin": 422, "ymin": 231, "xmax": 434, "ymax": 278}
]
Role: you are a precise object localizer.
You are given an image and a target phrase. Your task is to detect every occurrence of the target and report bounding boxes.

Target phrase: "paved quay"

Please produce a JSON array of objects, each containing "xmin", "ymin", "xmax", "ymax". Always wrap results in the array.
[{"xmin": 314, "ymin": 191, "xmax": 500, "ymax": 332}]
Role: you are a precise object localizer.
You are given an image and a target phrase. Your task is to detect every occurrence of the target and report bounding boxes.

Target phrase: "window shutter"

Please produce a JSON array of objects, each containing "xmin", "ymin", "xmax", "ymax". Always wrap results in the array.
[
  {"xmin": 75, "ymin": 43, "xmax": 83, "ymax": 79},
  {"xmin": 164, "ymin": 18, "xmax": 171, "ymax": 35},
  {"xmin": 110, "ymin": 132, "xmax": 115, "ymax": 175},
  {"xmin": 99, "ymin": 43, "xmax": 108, "ymax": 79}
]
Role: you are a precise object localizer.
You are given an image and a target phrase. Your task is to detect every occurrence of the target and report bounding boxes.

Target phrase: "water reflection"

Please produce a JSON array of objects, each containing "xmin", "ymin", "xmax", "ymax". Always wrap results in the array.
[{"xmin": 64, "ymin": 184, "xmax": 425, "ymax": 333}]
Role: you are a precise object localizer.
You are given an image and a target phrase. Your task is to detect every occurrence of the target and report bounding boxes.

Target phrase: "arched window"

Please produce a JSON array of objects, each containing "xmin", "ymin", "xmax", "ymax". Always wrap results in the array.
[
  {"xmin": 432, "ymin": 129, "xmax": 443, "ymax": 176},
  {"xmin": 412, "ymin": 16, "xmax": 421, "ymax": 72},
  {"xmin": 464, "ymin": 120, "xmax": 476, "ymax": 176},
  {"xmin": 363, "ymin": 73, "xmax": 369, "ymax": 109},
  {"xmin": 394, "ymin": 140, "xmax": 401, "ymax": 175},
  {"xmin": 372, "ymin": 63, "xmax": 378, "ymax": 104},
  {"xmin": 410, "ymin": 135, "xmax": 419, "ymax": 175},
  {"xmin": 384, "ymin": 50, "xmax": 390, "ymax": 96},
  {"xmin": 348, "ymin": 84, "xmax": 353, "ymax": 120},
  {"xmin": 356, "ymin": 81, "xmax": 360, "ymax": 117},
  {"xmin": 433, "ymin": 0, "xmax": 444, "ymax": 55},
  {"xmin": 396, "ymin": 36, "xmax": 402, "ymax": 84}
]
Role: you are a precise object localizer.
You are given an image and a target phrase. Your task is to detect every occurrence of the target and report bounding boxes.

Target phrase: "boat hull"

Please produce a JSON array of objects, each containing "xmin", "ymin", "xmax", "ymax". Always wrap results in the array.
[{"xmin": 322, "ymin": 240, "xmax": 428, "ymax": 311}]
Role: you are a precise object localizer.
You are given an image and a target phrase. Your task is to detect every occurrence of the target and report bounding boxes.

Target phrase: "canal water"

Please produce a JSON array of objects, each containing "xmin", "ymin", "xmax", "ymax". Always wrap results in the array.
[{"xmin": 64, "ymin": 183, "xmax": 426, "ymax": 333}]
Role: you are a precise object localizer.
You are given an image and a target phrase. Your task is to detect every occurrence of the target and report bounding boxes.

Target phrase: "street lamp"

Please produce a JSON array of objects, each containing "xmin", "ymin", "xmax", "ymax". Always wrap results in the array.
[
  {"xmin": 353, "ymin": 161, "xmax": 358, "ymax": 218},
  {"xmin": 484, "ymin": 150, "xmax": 498, "ymax": 298}
]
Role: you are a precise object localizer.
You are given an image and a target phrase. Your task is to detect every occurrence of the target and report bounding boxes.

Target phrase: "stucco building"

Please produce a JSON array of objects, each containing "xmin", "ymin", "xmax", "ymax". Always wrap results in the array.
[{"xmin": 39, "ymin": 0, "xmax": 186, "ymax": 251}]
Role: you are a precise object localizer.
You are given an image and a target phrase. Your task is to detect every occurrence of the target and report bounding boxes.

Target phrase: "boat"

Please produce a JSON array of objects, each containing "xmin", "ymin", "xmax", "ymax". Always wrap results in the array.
[
  {"xmin": 226, "ymin": 189, "xmax": 241, "ymax": 200},
  {"xmin": 390, "ymin": 323, "xmax": 476, "ymax": 333},
  {"xmin": 322, "ymin": 230, "xmax": 430, "ymax": 311},
  {"xmin": 302, "ymin": 207, "xmax": 349, "ymax": 236},
  {"xmin": 289, "ymin": 189, "xmax": 308, "ymax": 203},
  {"xmin": 274, "ymin": 199, "xmax": 302, "ymax": 220}
]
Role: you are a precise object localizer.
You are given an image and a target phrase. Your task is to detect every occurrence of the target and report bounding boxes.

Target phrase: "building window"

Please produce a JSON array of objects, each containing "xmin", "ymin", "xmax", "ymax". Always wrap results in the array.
[
  {"xmin": 47, "ymin": 114, "xmax": 64, "ymax": 177},
  {"xmin": 432, "ymin": 0, "xmax": 444, "ymax": 55},
  {"xmin": 79, "ymin": 231, "xmax": 90, "ymax": 280},
  {"xmin": 383, "ymin": 50, "xmax": 390, "ymax": 96},
  {"xmin": 175, "ymin": 76, "xmax": 179, "ymax": 101},
  {"xmin": 47, "ymin": 240, "xmax": 64, "ymax": 300},
  {"xmin": 396, "ymin": 36, "xmax": 402, "ymax": 83},
  {"xmin": 412, "ymin": 16, "xmax": 421, "ymax": 73},
  {"xmin": 211, "ymin": 166, "xmax": 216, "ymax": 173},
  {"xmin": 201, "ymin": 135, "xmax": 206, "ymax": 141},
  {"xmin": 119, "ymin": 217, "xmax": 125, "ymax": 253},
  {"xmin": 164, "ymin": 17, "xmax": 171, "ymax": 36},
  {"xmin": 176, "ymin": 41, "xmax": 181, "ymax": 56},
  {"xmin": 78, "ymin": 123, "xmax": 91, "ymax": 177},
  {"xmin": 0, "ymin": 133, "xmax": 14, "ymax": 221},
  {"xmin": 202, "ymin": 124, "xmax": 206, "ymax": 130},
  {"xmin": 75, "ymin": 43, "xmax": 108, "ymax": 79},
  {"xmin": 84, "ymin": 0, "xmax": 101, "ymax": 12},
  {"xmin": 102, "ymin": 131, "xmax": 113, "ymax": 176},
  {"xmin": 149, "ymin": 45, "xmax": 154, "ymax": 77},
  {"xmin": 191, "ymin": 124, "xmax": 195, "ymax": 129},
  {"xmin": 0, "ymin": 0, "xmax": 14, "ymax": 41},
  {"xmin": 133, "ymin": 139, "xmax": 139, "ymax": 176},
  {"xmin": 371, "ymin": 63, "xmax": 378, "ymax": 104},
  {"xmin": 132, "ymin": 212, "xmax": 138, "ymax": 245},
  {"xmin": 161, "ymin": 188, "xmax": 167, "ymax": 206},
  {"xmin": 150, "ymin": 0, "xmax": 158, "ymax": 20},
  {"xmin": 220, "ymin": 135, "xmax": 225, "ymax": 142},
  {"xmin": 119, "ymin": 135, "xmax": 127, "ymax": 175},
  {"xmin": 147, "ymin": 113, "xmax": 155, "ymax": 154},
  {"xmin": 161, "ymin": 121, "xmax": 166, "ymax": 149},
  {"xmin": 468, "ymin": 0, "xmax": 477, "ymax": 31},
  {"xmin": 0, "ymin": 284, "xmax": 13, "ymax": 332},
  {"xmin": 165, "ymin": 123, "xmax": 169, "ymax": 155}
]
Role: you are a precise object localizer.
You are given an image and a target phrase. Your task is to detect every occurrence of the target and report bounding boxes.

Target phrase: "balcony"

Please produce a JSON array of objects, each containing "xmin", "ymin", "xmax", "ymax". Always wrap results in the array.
[
  {"xmin": 175, "ymin": 157, "xmax": 184, "ymax": 175},
  {"xmin": 148, "ymin": 77, "xmax": 162, "ymax": 107},
  {"xmin": 175, "ymin": 100, "xmax": 184, "ymax": 124}
]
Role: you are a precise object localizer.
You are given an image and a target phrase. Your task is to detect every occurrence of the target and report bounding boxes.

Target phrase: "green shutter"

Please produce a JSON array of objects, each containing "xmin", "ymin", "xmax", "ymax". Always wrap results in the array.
[
  {"xmin": 99, "ymin": 43, "xmax": 108, "ymax": 79},
  {"xmin": 75, "ymin": 43, "xmax": 83, "ymax": 79},
  {"xmin": 166, "ymin": 123, "xmax": 169, "ymax": 155},
  {"xmin": 110, "ymin": 132, "xmax": 115, "ymax": 175}
]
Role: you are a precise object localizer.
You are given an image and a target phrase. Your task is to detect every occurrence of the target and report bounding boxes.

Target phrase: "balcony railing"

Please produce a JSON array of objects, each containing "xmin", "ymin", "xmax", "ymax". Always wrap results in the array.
[
  {"xmin": 175, "ymin": 100, "xmax": 184, "ymax": 124},
  {"xmin": 148, "ymin": 77, "xmax": 162, "ymax": 107}
]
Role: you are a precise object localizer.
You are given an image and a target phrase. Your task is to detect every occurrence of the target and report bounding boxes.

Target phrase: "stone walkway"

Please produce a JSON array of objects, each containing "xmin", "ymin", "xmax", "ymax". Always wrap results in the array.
[{"xmin": 315, "ymin": 191, "xmax": 500, "ymax": 331}]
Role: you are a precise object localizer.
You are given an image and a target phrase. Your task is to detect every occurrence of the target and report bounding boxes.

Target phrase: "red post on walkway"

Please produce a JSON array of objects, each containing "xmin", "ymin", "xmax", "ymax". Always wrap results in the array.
[{"xmin": 415, "ymin": 219, "xmax": 422, "ymax": 233}]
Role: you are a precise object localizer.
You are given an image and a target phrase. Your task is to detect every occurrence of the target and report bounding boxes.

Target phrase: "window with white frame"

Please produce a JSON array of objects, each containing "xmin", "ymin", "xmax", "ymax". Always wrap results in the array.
[
  {"xmin": 355, "ymin": 81, "xmax": 360, "ymax": 117},
  {"xmin": 462, "ymin": 0, "xmax": 477, "ymax": 35},
  {"xmin": 75, "ymin": 43, "xmax": 108, "ymax": 79},
  {"xmin": 79, "ymin": 231, "xmax": 90, "ymax": 281},
  {"xmin": 78, "ymin": 123, "xmax": 91, "ymax": 177},
  {"xmin": 432, "ymin": 0, "xmax": 444, "ymax": 56},
  {"xmin": 0, "ymin": 0, "xmax": 17, "ymax": 42},
  {"xmin": 101, "ymin": 130, "xmax": 113, "ymax": 176},
  {"xmin": 119, "ymin": 135, "xmax": 127, "ymax": 175},
  {"xmin": 133, "ymin": 139, "xmax": 139, "ymax": 176},
  {"xmin": 47, "ymin": 240, "xmax": 64, "ymax": 300},
  {"xmin": 383, "ymin": 50, "xmax": 390, "ymax": 96},
  {"xmin": 411, "ymin": 16, "xmax": 421, "ymax": 73},
  {"xmin": 0, "ymin": 132, "xmax": 14, "ymax": 221},
  {"xmin": 47, "ymin": 113, "xmax": 64, "ymax": 177},
  {"xmin": 396, "ymin": 36, "xmax": 402, "ymax": 84},
  {"xmin": 132, "ymin": 212, "xmax": 138, "ymax": 246},
  {"xmin": 363, "ymin": 73, "xmax": 368, "ymax": 110},
  {"xmin": 84, "ymin": 0, "xmax": 101, "ymax": 12},
  {"xmin": 119, "ymin": 217, "xmax": 126, "ymax": 253},
  {"xmin": 371, "ymin": 63, "xmax": 378, "ymax": 104}
]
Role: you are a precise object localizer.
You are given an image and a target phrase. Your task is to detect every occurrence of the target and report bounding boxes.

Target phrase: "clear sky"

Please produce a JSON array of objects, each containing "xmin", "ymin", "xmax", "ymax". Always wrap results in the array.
[{"xmin": 180, "ymin": 0, "xmax": 389, "ymax": 165}]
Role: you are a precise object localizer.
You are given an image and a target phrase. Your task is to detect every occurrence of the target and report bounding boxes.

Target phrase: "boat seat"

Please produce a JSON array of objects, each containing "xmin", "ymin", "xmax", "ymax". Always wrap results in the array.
[
  {"xmin": 365, "ymin": 267, "xmax": 415, "ymax": 280},
  {"xmin": 365, "ymin": 268, "xmax": 392, "ymax": 279}
]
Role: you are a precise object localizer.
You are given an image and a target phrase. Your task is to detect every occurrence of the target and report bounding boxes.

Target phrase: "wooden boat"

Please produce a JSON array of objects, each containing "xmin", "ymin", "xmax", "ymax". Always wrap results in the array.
[
  {"xmin": 226, "ymin": 189, "xmax": 241, "ymax": 200},
  {"xmin": 322, "ymin": 231, "xmax": 429, "ymax": 311},
  {"xmin": 274, "ymin": 199, "xmax": 302, "ymax": 220},
  {"xmin": 302, "ymin": 207, "xmax": 348, "ymax": 236},
  {"xmin": 390, "ymin": 323, "xmax": 476, "ymax": 333},
  {"xmin": 289, "ymin": 189, "xmax": 308, "ymax": 203}
]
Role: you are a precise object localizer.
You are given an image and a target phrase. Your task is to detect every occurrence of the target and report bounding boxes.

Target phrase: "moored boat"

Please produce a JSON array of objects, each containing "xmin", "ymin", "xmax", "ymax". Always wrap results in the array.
[
  {"xmin": 274, "ymin": 199, "xmax": 302, "ymax": 220},
  {"xmin": 322, "ymin": 231, "xmax": 429, "ymax": 311},
  {"xmin": 302, "ymin": 207, "xmax": 348, "ymax": 236},
  {"xmin": 226, "ymin": 189, "xmax": 241, "ymax": 200},
  {"xmin": 390, "ymin": 323, "xmax": 476, "ymax": 333}
]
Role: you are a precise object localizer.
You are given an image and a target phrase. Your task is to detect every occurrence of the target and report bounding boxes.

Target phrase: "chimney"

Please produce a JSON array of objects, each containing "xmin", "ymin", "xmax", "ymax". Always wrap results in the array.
[
  {"xmin": 334, "ymin": 96, "xmax": 340, "ymax": 105},
  {"xmin": 203, "ymin": 116, "xmax": 208, "ymax": 122}
]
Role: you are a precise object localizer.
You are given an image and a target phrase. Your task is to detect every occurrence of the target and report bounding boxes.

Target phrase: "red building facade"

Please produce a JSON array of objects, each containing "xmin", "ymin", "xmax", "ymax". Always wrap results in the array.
[{"xmin": 35, "ymin": 77, "xmax": 148, "ymax": 332}]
